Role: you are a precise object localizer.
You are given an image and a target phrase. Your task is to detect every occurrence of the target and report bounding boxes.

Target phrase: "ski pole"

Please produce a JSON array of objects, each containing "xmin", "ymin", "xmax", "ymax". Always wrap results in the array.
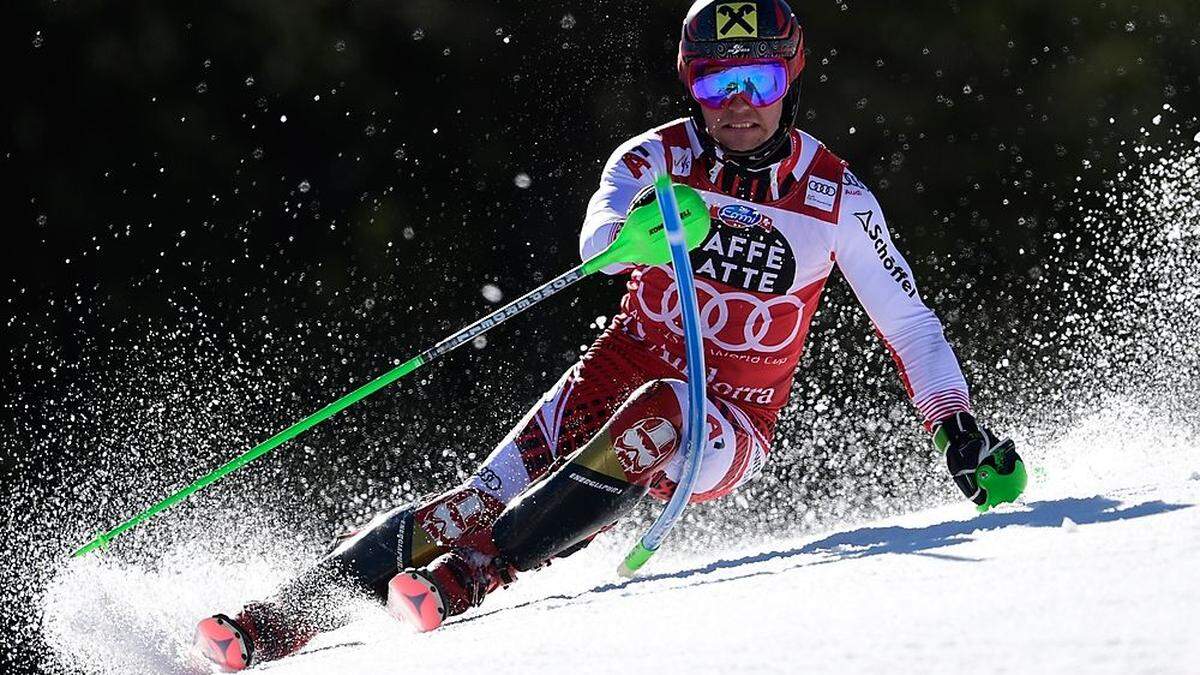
[
  {"xmin": 71, "ymin": 188, "xmax": 712, "ymax": 558},
  {"xmin": 618, "ymin": 173, "xmax": 708, "ymax": 578}
]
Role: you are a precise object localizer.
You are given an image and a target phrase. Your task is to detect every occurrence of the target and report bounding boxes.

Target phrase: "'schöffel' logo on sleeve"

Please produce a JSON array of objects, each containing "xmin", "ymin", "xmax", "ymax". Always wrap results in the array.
[{"xmin": 853, "ymin": 210, "xmax": 917, "ymax": 298}]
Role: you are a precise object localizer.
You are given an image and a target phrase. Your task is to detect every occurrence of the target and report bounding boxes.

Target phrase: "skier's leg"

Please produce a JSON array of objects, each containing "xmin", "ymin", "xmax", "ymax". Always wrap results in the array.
[
  {"xmin": 489, "ymin": 380, "xmax": 777, "ymax": 563},
  {"xmin": 493, "ymin": 378, "xmax": 689, "ymax": 568},
  {"xmin": 195, "ymin": 504, "xmax": 419, "ymax": 668},
  {"xmin": 387, "ymin": 380, "xmax": 774, "ymax": 630},
  {"xmin": 197, "ymin": 348, "xmax": 642, "ymax": 667}
]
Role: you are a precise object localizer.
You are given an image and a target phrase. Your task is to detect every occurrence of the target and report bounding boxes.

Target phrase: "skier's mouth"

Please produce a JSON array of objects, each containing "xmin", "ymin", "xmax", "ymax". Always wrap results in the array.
[{"xmin": 722, "ymin": 121, "xmax": 759, "ymax": 130}]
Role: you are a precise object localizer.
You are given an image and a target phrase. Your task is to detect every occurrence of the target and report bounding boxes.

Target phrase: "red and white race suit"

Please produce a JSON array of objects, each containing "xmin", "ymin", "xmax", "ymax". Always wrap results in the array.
[
  {"xmin": 582, "ymin": 117, "xmax": 970, "ymax": 425},
  {"xmin": 415, "ymin": 118, "xmax": 971, "ymax": 547}
]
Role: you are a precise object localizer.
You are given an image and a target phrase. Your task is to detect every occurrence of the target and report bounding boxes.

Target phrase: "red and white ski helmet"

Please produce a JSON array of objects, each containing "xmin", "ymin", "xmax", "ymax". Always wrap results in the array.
[{"xmin": 677, "ymin": 0, "xmax": 806, "ymax": 86}]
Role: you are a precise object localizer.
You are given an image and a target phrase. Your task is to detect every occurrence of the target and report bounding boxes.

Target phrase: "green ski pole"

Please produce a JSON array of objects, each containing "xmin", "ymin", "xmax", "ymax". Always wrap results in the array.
[{"xmin": 71, "ymin": 189, "xmax": 711, "ymax": 558}]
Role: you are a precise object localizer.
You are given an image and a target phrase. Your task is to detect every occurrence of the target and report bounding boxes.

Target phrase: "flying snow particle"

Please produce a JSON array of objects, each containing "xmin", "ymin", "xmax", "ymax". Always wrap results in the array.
[
  {"xmin": 36, "ymin": 214, "xmax": 47, "ymax": 226},
  {"xmin": 244, "ymin": 76, "xmax": 255, "ymax": 87},
  {"xmin": 1152, "ymin": 115, "xmax": 1162, "ymax": 125},
  {"xmin": 514, "ymin": 173, "xmax": 532, "ymax": 189},
  {"xmin": 472, "ymin": 335, "xmax": 488, "ymax": 349},
  {"xmin": 412, "ymin": 28, "xmax": 425, "ymax": 41},
  {"xmin": 1194, "ymin": 131, "xmax": 1200, "ymax": 143},
  {"xmin": 298, "ymin": 180, "xmax": 311, "ymax": 193},
  {"xmin": 481, "ymin": 284, "xmax": 503, "ymax": 303},
  {"xmin": 561, "ymin": 14, "xmax": 577, "ymax": 29},
  {"xmin": 32, "ymin": 31, "xmax": 44, "ymax": 48},
  {"xmin": 402, "ymin": 227, "xmax": 415, "ymax": 240},
  {"xmin": 279, "ymin": 114, "xmax": 288, "ymax": 123}
]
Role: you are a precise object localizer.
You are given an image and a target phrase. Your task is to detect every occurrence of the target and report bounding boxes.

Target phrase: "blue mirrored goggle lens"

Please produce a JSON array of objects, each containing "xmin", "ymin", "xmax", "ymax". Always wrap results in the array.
[{"xmin": 689, "ymin": 61, "xmax": 789, "ymax": 108}]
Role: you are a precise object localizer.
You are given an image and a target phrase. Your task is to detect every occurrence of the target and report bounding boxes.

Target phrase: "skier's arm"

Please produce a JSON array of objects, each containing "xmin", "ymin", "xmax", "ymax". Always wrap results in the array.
[
  {"xmin": 581, "ymin": 134, "xmax": 667, "ymax": 274},
  {"xmin": 833, "ymin": 176, "xmax": 971, "ymax": 430}
]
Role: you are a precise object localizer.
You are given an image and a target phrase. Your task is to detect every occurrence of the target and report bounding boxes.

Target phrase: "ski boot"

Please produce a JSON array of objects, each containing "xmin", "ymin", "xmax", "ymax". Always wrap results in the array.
[
  {"xmin": 385, "ymin": 549, "xmax": 517, "ymax": 632},
  {"xmin": 193, "ymin": 602, "xmax": 316, "ymax": 671},
  {"xmin": 194, "ymin": 613, "xmax": 253, "ymax": 672}
]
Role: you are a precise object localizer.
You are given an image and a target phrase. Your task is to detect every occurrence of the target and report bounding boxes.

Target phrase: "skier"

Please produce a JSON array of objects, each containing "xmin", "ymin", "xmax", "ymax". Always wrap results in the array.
[{"xmin": 195, "ymin": 0, "xmax": 1026, "ymax": 669}]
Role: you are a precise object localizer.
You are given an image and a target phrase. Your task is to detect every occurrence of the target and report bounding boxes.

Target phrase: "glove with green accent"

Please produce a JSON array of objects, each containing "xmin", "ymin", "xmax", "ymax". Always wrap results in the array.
[{"xmin": 932, "ymin": 411, "xmax": 1027, "ymax": 512}]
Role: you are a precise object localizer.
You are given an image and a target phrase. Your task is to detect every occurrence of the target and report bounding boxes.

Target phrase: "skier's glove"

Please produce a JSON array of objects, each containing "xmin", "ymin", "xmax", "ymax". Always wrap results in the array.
[
  {"xmin": 932, "ymin": 411, "xmax": 1028, "ymax": 512},
  {"xmin": 592, "ymin": 187, "xmax": 659, "ymax": 275}
]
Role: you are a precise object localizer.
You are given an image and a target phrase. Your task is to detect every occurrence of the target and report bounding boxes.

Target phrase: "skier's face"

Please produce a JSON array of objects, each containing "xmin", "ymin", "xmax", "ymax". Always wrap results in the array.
[{"xmin": 699, "ymin": 95, "xmax": 784, "ymax": 152}]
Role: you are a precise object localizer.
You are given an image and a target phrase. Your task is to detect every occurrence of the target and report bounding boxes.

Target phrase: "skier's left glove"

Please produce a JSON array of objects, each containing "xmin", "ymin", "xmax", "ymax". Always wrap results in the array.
[{"xmin": 932, "ymin": 411, "xmax": 1028, "ymax": 512}]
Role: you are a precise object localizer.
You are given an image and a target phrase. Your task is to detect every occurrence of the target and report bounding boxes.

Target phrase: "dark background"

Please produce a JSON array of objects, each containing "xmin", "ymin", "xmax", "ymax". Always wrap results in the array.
[{"xmin": 2, "ymin": 1, "xmax": 1199, "ymax": 672}]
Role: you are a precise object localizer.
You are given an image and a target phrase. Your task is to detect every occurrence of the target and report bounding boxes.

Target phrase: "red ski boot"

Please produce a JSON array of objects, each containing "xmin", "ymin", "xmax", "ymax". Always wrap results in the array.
[
  {"xmin": 386, "ymin": 549, "xmax": 516, "ymax": 632},
  {"xmin": 193, "ymin": 602, "xmax": 317, "ymax": 671},
  {"xmin": 193, "ymin": 614, "xmax": 253, "ymax": 672}
]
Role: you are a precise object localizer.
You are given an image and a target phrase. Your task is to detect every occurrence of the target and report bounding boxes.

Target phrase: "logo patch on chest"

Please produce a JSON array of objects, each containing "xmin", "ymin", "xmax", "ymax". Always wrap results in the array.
[
  {"xmin": 804, "ymin": 175, "xmax": 840, "ymax": 212},
  {"xmin": 715, "ymin": 203, "xmax": 775, "ymax": 231},
  {"xmin": 670, "ymin": 147, "xmax": 694, "ymax": 177},
  {"xmin": 692, "ymin": 219, "xmax": 796, "ymax": 294}
]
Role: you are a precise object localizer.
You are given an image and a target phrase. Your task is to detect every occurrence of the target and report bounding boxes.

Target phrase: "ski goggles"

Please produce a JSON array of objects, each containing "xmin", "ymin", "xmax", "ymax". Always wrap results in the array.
[{"xmin": 686, "ymin": 59, "xmax": 790, "ymax": 109}]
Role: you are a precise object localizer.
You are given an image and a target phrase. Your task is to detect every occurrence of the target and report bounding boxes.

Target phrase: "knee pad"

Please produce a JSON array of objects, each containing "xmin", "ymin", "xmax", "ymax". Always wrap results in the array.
[{"xmin": 607, "ymin": 378, "xmax": 687, "ymax": 482}]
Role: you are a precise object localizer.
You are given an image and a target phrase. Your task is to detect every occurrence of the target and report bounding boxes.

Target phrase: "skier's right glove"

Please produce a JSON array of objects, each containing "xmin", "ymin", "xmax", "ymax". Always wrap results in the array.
[{"xmin": 932, "ymin": 411, "xmax": 1028, "ymax": 512}]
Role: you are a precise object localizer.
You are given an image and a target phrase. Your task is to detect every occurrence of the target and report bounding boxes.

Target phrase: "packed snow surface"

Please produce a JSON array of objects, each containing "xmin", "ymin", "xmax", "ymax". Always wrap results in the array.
[
  {"xmin": 43, "ymin": 411, "xmax": 1200, "ymax": 674},
  {"xmin": 278, "ymin": 485, "xmax": 1198, "ymax": 675}
]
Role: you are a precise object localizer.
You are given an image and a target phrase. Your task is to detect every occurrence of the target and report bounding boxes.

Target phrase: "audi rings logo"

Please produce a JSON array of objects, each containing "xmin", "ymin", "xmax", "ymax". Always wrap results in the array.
[
  {"xmin": 807, "ymin": 179, "xmax": 838, "ymax": 196},
  {"xmin": 804, "ymin": 175, "xmax": 840, "ymax": 212},
  {"xmin": 636, "ymin": 276, "xmax": 805, "ymax": 353}
]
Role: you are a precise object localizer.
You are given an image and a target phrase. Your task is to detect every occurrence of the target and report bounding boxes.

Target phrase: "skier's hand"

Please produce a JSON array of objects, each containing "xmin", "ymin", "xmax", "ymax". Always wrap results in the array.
[{"xmin": 932, "ymin": 411, "xmax": 1028, "ymax": 511}]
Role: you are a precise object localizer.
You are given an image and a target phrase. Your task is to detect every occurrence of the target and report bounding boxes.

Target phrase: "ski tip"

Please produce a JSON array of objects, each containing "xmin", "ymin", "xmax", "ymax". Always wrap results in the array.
[
  {"xmin": 194, "ymin": 614, "xmax": 253, "ymax": 672},
  {"xmin": 386, "ymin": 570, "xmax": 447, "ymax": 633}
]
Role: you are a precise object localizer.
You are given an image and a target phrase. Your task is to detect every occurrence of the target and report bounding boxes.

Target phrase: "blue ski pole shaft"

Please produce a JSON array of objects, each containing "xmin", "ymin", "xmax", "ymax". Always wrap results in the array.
[{"xmin": 618, "ymin": 173, "xmax": 708, "ymax": 578}]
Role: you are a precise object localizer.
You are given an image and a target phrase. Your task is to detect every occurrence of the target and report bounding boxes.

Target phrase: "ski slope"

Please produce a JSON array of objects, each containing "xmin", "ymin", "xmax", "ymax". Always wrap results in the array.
[
  {"xmin": 41, "ymin": 407, "xmax": 1200, "ymax": 675},
  {"xmin": 265, "ymin": 486, "xmax": 1197, "ymax": 675}
]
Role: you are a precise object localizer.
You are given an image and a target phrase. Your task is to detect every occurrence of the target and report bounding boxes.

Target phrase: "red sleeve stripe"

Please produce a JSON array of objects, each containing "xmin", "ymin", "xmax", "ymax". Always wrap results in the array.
[{"xmin": 916, "ymin": 391, "xmax": 972, "ymax": 429}]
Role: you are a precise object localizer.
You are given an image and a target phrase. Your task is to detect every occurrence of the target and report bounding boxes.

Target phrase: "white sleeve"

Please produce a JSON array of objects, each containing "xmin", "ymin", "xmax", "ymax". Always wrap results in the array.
[
  {"xmin": 834, "ymin": 180, "xmax": 971, "ymax": 429},
  {"xmin": 580, "ymin": 132, "xmax": 668, "ymax": 274}
]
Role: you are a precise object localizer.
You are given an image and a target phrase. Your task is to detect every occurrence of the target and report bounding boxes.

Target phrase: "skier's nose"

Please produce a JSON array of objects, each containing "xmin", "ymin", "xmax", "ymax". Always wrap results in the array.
[{"xmin": 723, "ymin": 95, "xmax": 754, "ymax": 113}]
